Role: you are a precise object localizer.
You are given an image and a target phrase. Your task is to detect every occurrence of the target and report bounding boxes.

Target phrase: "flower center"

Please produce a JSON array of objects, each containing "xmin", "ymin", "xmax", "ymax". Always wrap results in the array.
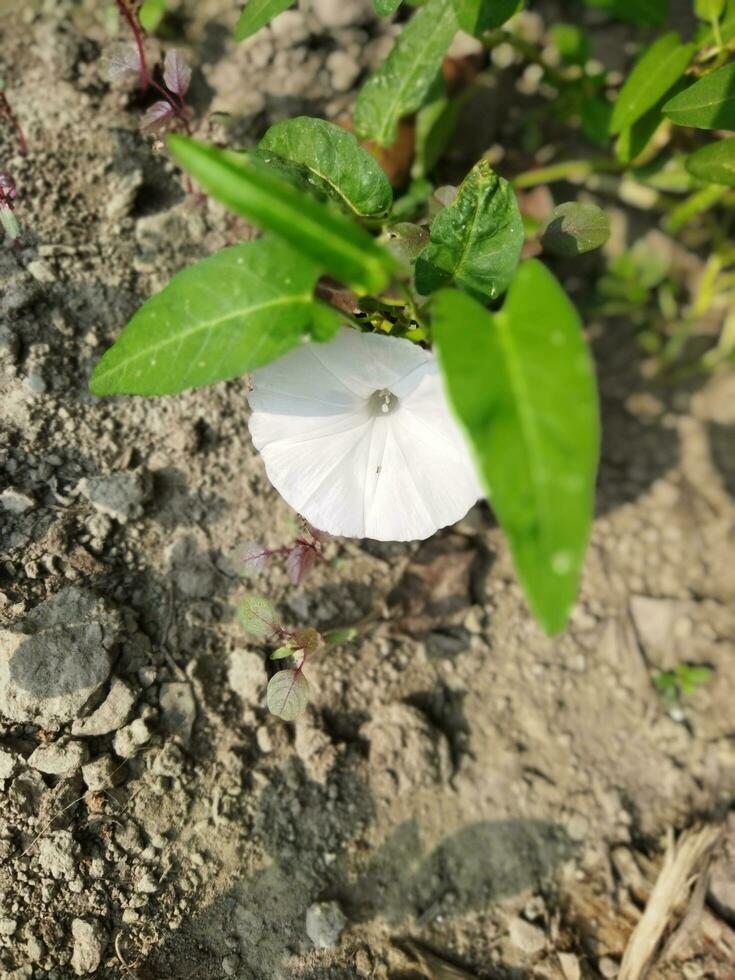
[{"xmin": 368, "ymin": 388, "xmax": 400, "ymax": 417}]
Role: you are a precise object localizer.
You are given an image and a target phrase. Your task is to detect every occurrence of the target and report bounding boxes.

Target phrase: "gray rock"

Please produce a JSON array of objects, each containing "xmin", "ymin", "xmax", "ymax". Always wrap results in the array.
[
  {"xmin": 70, "ymin": 918, "xmax": 106, "ymax": 976},
  {"xmin": 305, "ymin": 900, "xmax": 347, "ymax": 949},
  {"xmin": 0, "ymin": 917, "xmax": 17, "ymax": 936},
  {"xmin": 508, "ymin": 916, "xmax": 546, "ymax": 955},
  {"xmin": 82, "ymin": 755, "xmax": 122, "ymax": 791},
  {"xmin": 29, "ymin": 737, "xmax": 89, "ymax": 775},
  {"xmin": 113, "ymin": 718, "xmax": 152, "ymax": 758},
  {"xmin": 159, "ymin": 682, "xmax": 196, "ymax": 741},
  {"xmin": 0, "ymin": 488, "xmax": 35, "ymax": 513},
  {"xmin": 228, "ymin": 650, "xmax": 267, "ymax": 707},
  {"xmin": 37, "ymin": 830, "xmax": 78, "ymax": 879},
  {"xmin": 77, "ymin": 470, "xmax": 149, "ymax": 524},
  {"xmin": 0, "ymin": 747, "xmax": 21, "ymax": 780},
  {"xmin": 72, "ymin": 678, "xmax": 136, "ymax": 736},
  {"xmin": 0, "ymin": 588, "xmax": 121, "ymax": 729}
]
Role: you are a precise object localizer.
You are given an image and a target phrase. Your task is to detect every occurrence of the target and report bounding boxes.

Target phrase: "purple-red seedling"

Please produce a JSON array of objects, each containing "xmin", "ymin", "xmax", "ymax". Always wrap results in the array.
[
  {"xmin": 0, "ymin": 91, "xmax": 28, "ymax": 157},
  {"xmin": 238, "ymin": 524, "xmax": 326, "ymax": 586}
]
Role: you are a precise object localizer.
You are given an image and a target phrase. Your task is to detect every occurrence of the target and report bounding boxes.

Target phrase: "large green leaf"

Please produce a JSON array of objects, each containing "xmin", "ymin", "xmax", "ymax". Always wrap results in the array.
[
  {"xmin": 686, "ymin": 138, "xmax": 735, "ymax": 186},
  {"xmin": 415, "ymin": 160, "xmax": 524, "ymax": 302},
  {"xmin": 354, "ymin": 0, "xmax": 458, "ymax": 147},
  {"xmin": 168, "ymin": 136, "xmax": 396, "ymax": 295},
  {"xmin": 451, "ymin": 0, "xmax": 521, "ymax": 35},
  {"xmin": 432, "ymin": 262, "xmax": 600, "ymax": 634},
  {"xmin": 234, "ymin": 0, "xmax": 295, "ymax": 41},
  {"xmin": 90, "ymin": 239, "xmax": 328, "ymax": 396},
  {"xmin": 663, "ymin": 62, "xmax": 735, "ymax": 130},
  {"xmin": 610, "ymin": 33, "xmax": 696, "ymax": 135},
  {"xmin": 374, "ymin": 0, "xmax": 402, "ymax": 13},
  {"xmin": 258, "ymin": 117, "xmax": 392, "ymax": 218}
]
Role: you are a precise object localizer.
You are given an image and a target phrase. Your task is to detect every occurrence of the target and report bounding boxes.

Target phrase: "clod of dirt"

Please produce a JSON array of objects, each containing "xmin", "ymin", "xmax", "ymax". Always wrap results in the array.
[
  {"xmin": 76, "ymin": 470, "xmax": 151, "ymax": 524},
  {"xmin": 228, "ymin": 649, "xmax": 267, "ymax": 707},
  {"xmin": 36, "ymin": 830, "xmax": 78, "ymax": 880},
  {"xmin": 0, "ymin": 488, "xmax": 35, "ymax": 514},
  {"xmin": 0, "ymin": 588, "xmax": 122, "ymax": 729},
  {"xmin": 0, "ymin": 747, "xmax": 21, "ymax": 780},
  {"xmin": 294, "ymin": 708, "xmax": 338, "ymax": 784},
  {"xmin": 81, "ymin": 754, "xmax": 122, "ymax": 791},
  {"xmin": 113, "ymin": 718, "xmax": 152, "ymax": 758},
  {"xmin": 508, "ymin": 916, "xmax": 546, "ymax": 955},
  {"xmin": 305, "ymin": 900, "xmax": 347, "ymax": 949},
  {"xmin": 28, "ymin": 737, "xmax": 89, "ymax": 775},
  {"xmin": 159, "ymin": 682, "xmax": 197, "ymax": 741},
  {"xmin": 69, "ymin": 918, "xmax": 106, "ymax": 976},
  {"xmin": 72, "ymin": 678, "xmax": 136, "ymax": 737}
]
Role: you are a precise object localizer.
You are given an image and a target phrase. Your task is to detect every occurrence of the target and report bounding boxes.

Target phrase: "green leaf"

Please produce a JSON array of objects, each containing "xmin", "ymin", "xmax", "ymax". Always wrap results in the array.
[
  {"xmin": 381, "ymin": 222, "xmax": 430, "ymax": 266},
  {"xmin": 238, "ymin": 595, "xmax": 280, "ymax": 640},
  {"xmin": 235, "ymin": 0, "xmax": 295, "ymax": 41},
  {"xmin": 610, "ymin": 33, "xmax": 696, "ymax": 135},
  {"xmin": 686, "ymin": 137, "xmax": 735, "ymax": 186},
  {"xmin": 266, "ymin": 669, "xmax": 310, "ymax": 721},
  {"xmin": 676, "ymin": 663, "xmax": 713, "ymax": 694},
  {"xmin": 415, "ymin": 160, "xmax": 524, "ymax": 302},
  {"xmin": 451, "ymin": 0, "xmax": 521, "ymax": 34},
  {"xmin": 541, "ymin": 203, "xmax": 611, "ymax": 257},
  {"xmin": 259, "ymin": 117, "xmax": 392, "ymax": 218},
  {"xmin": 579, "ymin": 0, "xmax": 668, "ymax": 26},
  {"xmin": 271, "ymin": 646, "xmax": 295, "ymax": 660},
  {"xmin": 550, "ymin": 23, "xmax": 590, "ymax": 65},
  {"xmin": 354, "ymin": 0, "xmax": 458, "ymax": 147},
  {"xmin": 432, "ymin": 262, "xmax": 600, "ymax": 634},
  {"xmin": 412, "ymin": 73, "xmax": 463, "ymax": 179},
  {"xmin": 374, "ymin": 0, "xmax": 403, "ymax": 12},
  {"xmin": 325, "ymin": 627, "xmax": 358, "ymax": 645},
  {"xmin": 90, "ymin": 239, "xmax": 322, "ymax": 396},
  {"xmin": 663, "ymin": 62, "xmax": 735, "ymax": 130},
  {"xmin": 168, "ymin": 135, "xmax": 397, "ymax": 295},
  {"xmin": 695, "ymin": 0, "xmax": 726, "ymax": 20},
  {"xmin": 139, "ymin": 0, "xmax": 167, "ymax": 31}
]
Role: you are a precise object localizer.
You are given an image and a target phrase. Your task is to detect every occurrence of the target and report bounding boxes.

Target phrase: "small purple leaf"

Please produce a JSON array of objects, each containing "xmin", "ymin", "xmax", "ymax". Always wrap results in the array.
[
  {"xmin": 285, "ymin": 542, "xmax": 319, "ymax": 585},
  {"xmin": 164, "ymin": 49, "xmax": 192, "ymax": 97},
  {"xmin": 104, "ymin": 43, "xmax": 143, "ymax": 85},
  {"xmin": 234, "ymin": 540, "xmax": 270, "ymax": 577},
  {"xmin": 140, "ymin": 100, "xmax": 175, "ymax": 134},
  {"xmin": 266, "ymin": 669, "xmax": 309, "ymax": 722}
]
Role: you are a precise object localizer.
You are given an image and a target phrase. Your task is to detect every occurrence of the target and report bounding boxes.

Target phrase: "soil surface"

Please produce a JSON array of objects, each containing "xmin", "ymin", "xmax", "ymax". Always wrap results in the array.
[{"xmin": 1, "ymin": 1, "xmax": 734, "ymax": 979}]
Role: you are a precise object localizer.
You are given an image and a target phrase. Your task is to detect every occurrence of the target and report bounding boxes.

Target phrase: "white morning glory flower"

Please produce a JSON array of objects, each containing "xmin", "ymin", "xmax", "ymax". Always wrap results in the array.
[{"xmin": 248, "ymin": 328, "xmax": 484, "ymax": 541}]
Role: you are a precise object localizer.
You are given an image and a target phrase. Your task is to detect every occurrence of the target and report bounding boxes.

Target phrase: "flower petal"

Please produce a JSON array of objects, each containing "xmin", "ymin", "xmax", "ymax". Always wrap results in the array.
[{"xmin": 248, "ymin": 328, "xmax": 483, "ymax": 541}]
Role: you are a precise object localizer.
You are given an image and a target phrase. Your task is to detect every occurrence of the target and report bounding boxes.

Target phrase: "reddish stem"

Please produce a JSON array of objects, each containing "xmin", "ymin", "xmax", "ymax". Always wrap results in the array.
[
  {"xmin": 0, "ymin": 92, "xmax": 28, "ymax": 156},
  {"xmin": 115, "ymin": 0, "xmax": 151, "ymax": 91}
]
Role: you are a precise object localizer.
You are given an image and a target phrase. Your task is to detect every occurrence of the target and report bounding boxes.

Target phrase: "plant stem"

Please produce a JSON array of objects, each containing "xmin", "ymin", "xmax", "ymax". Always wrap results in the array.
[
  {"xmin": 116, "ymin": 0, "xmax": 151, "ymax": 91},
  {"xmin": 513, "ymin": 158, "xmax": 619, "ymax": 189},
  {"xmin": 0, "ymin": 92, "xmax": 28, "ymax": 156}
]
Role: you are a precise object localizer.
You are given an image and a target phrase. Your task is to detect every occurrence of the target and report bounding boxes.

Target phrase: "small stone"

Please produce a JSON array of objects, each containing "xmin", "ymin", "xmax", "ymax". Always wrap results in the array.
[
  {"xmin": 113, "ymin": 718, "xmax": 152, "ymax": 758},
  {"xmin": 326, "ymin": 50, "xmax": 360, "ymax": 92},
  {"xmin": 29, "ymin": 737, "xmax": 89, "ymax": 774},
  {"xmin": 72, "ymin": 678, "xmax": 136, "ymax": 736},
  {"xmin": 0, "ymin": 747, "xmax": 21, "ymax": 780},
  {"xmin": 26, "ymin": 258, "xmax": 56, "ymax": 283},
  {"xmin": 222, "ymin": 953, "xmax": 240, "ymax": 976},
  {"xmin": 0, "ymin": 488, "xmax": 35, "ymax": 513},
  {"xmin": 305, "ymin": 900, "xmax": 347, "ymax": 950},
  {"xmin": 0, "ymin": 917, "xmax": 17, "ymax": 936},
  {"xmin": 311, "ymin": 0, "xmax": 369, "ymax": 28},
  {"xmin": 159, "ymin": 682, "xmax": 196, "ymax": 741},
  {"xmin": 134, "ymin": 866, "xmax": 159, "ymax": 894},
  {"xmin": 37, "ymin": 830, "xmax": 78, "ymax": 879},
  {"xmin": 558, "ymin": 952, "xmax": 581, "ymax": 980},
  {"xmin": 256, "ymin": 726, "xmax": 273, "ymax": 754},
  {"xmin": 82, "ymin": 755, "xmax": 122, "ymax": 791},
  {"xmin": 228, "ymin": 650, "xmax": 267, "ymax": 707},
  {"xmin": 598, "ymin": 956, "xmax": 619, "ymax": 978},
  {"xmin": 508, "ymin": 916, "xmax": 546, "ymax": 955},
  {"xmin": 76, "ymin": 470, "xmax": 149, "ymax": 524},
  {"xmin": 70, "ymin": 918, "xmax": 106, "ymax": 976}
]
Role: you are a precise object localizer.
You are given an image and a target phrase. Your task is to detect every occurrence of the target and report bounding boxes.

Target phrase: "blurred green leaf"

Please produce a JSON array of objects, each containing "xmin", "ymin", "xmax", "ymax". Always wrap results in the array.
[
  {"xmin": 676, "ymin": 663, "xmax": 713, "ymax": 695},
  {"xmin": 354, "ymin": 0, "xmax": 458, "ymax": 147},
  {"xmin": 450, "ymin": 0, "xmax": 521, "ymax": 35},
  {"xmin": 90, "ymin": 240, "xmax": 323, "ymax": 396},
  {"xmin": 259, "ymin": 117, "xmax": 393, "ymax": 218},
  {"xmin": 139, "ymin": 0, "xmax": 167, "ymax": 31},
  {"xmin": 235, "ymin": 0, "xmax": 296, "ymax": 41},
  {"xmin": 271, "ymin": 646, "xmax": 295, "ymax": 660},
  {"xmin": 374, "ymin": 0, "xmax": 403, "ymax": 12},
  {"xmin": 610, "ymin": 33, "xmax": 696, "ymax": 135},
  {"xmin": 579, "ymin": 0, "xmax": 668, "ymax": 27},
  {"xmin": 413, "ymin": 73, "xmax": 463, "ymax": 179},
  {"xmin": 541, "ymin": 202, "xmax": 611, "ymax": 257},
  {"xmin": 415, "ymin": 160, "xmax": 524, "ymax": 302},
  {"xmin": 325, "ymin": 628, "xmax": 358, "ymax": 645},
  {"xmin": 694, "ymin": 0, "xmax": 726, "ymax": 21},
  {"xmin": 664, "ymin": 62, "xmax": 735, "ymax": 129},
  {"xmin": 432, "ymin": 262, "xmax": 600, "ymax": 635},
  {"xmin": 686, "ymin": 137, "xmax": 735, "ymax": 186},
  {"xmin": 238, "ymin": 595, "xmax": 280, "ymax": 640},
  {"xmin": 550, "ymin": 23, "xmax": 590, "ymax": 65},
  {"xmin": 168, "ymin": 136, "xmax": 397, "ymax": 294},
  {"xmin": 267, "ymin": 669, "xmax": 310, "ymax": 721}
]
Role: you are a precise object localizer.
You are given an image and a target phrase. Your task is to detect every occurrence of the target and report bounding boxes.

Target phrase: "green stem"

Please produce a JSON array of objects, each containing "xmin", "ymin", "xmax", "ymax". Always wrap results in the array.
[{"xmin": 513, "ymin": 158, "xmax": 619, "ymax": 189}]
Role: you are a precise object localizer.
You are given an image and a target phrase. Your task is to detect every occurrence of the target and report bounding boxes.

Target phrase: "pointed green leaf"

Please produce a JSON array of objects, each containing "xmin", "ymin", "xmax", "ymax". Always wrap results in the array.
[
  {"xmin": 90, "ymin": 239, "xmax": 322, "ymax": 396},
  {"xmin": 374, "ymin": 0, "xmax": 402, "ymax": 13},
  {"xmin": 354, "ymin": 0, "xmax": 458, "ymax": 147},
  {"xmin": 541, "ymin": 203, "xmax": 610, "ymax": 257},
  {"xmin": 271, "ymin": 646, "xmax": 295, "ymax": 660},
  {"xmin": 432, "ymin": 262, "xmax": 600, "ymax": 634},
  {"xmin": 663, "ymin": 62, "xmax": 735, "ymax": 130},
  {"xmin": 415, "ymin": 160, "xmax": 524, "ymax": 302},
  {"xmin": 610, "ymin": 33, "xmax": 696, "ymax": 135},
  {"xmin": 168, "ymin": 136, "xmax": 397, "ymax": 294},
  {"xmin": 266, "ymin": 669, "xmax": 310, "ymax": 721},
  {"xmin": 259, "ymin": 117, "xmax": 392, "ymax": 218},
  {"xmin": 235, "ymin": 0, "xmax": 295, "ymax": 41},
  {"xmin": 451, "ymin": 0, "xmax": 521, "ymax": 35},
  {"xmin": 412, "ymin": 72, "xmax": 463, "ymax": 179},
  {"xmin": 686, "ymin": 137, "xmax": 735, "ymax": 186},
  {"xmin": 325, "ymin": 627, "xmax": 358, "ymax": 645},
  {"xmin": 238, "ymin": 595, "xmax": 280, "ymax": 640}
]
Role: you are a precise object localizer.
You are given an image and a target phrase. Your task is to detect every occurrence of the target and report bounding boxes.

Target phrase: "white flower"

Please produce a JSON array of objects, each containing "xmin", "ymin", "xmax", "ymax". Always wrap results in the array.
[{"xmin": 248, "ymin": 328, "xmax": 484, "ymax": 541}]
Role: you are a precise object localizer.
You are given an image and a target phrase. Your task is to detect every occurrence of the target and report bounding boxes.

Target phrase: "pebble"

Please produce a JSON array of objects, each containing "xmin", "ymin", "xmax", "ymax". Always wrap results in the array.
[
  {"xmin": 558, "ymin": 952, "xmax": 581, "ymax": 980},
  {"xmin": 82, "ymin": 754, "xmax": 121, "ymax": 791},
  {"xmin": 305, "ymin": 900, "xmax": 347, "ymax": 949},
  {"xmin": 326, "ymin": 50, "xmax": 360, "ymax": 91},
  {"xmin": 26, "ymin": 258, "xmax": 56, "ymax": 283},
  {"xmin": 599, "ymin": 956, "xmax": 619, "ymax": 978},
  {"xmin": 76, "ymin": 471, "xmax": 149, "ymax": 524},
  {"xmin": 29, "ymin": 737, "xmax": 89, "ymax": 775},
  {"xmin": 0, "ymin": 747, "xmax": 21, "ymax": 780},
  {"xmin": 159, "ymin": 682, "xmax": 197, "ymax": 741},
  {"xmin": 0, "ymin": 488, "xmax": 35, "ymax": 513},
  {"xmin": 508, "ymin": 916, "xmax": 546, "ymax": 955},
  {"xmin": 113, "ymin": 718, "xmax": 152, "ymax": 758},
  {"xmin": 72, "ymin": 678, "xmax": 136, "ymax": 736},
  {"xmin": 70, "ymin": 918, "xmax": 106, "ymax": 976},
  {"xmin": 0, "ymin": 917, "xmax": 18, "ymax": 936},
  {"xmin": 311, "ymin": 0, "xmax": 370, "ymax": 28},
  {"xmin": 222, "ymin": 953, "xmax": 240, "ymax": 976},
  {"xmin": 37, "ymin": 831, "xmax": 78, "ymax": 879}
]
